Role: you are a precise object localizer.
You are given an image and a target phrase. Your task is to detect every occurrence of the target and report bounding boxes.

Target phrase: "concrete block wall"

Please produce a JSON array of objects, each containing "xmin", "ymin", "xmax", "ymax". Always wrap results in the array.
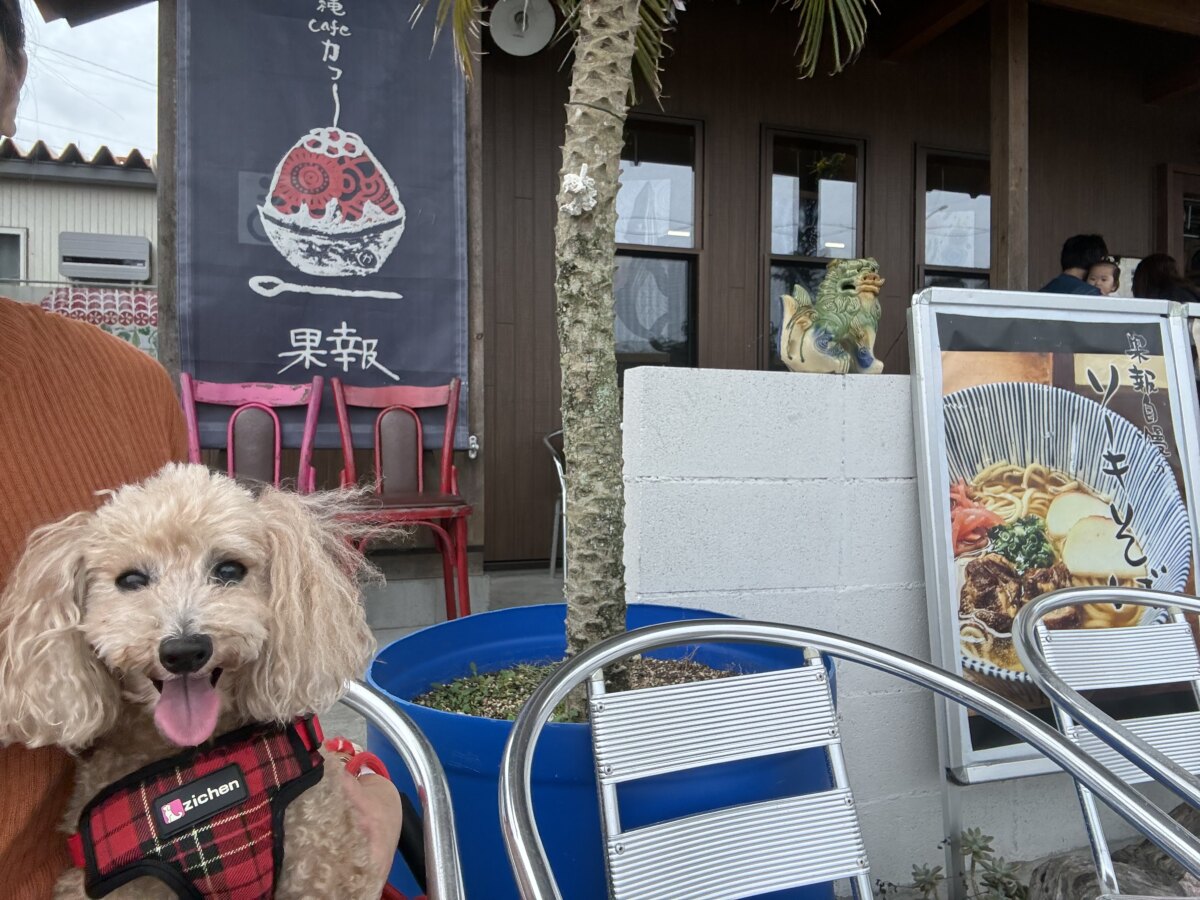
[{"xmin": 622, "ymin": 367, "xmax": 1168, "ymax": 887}]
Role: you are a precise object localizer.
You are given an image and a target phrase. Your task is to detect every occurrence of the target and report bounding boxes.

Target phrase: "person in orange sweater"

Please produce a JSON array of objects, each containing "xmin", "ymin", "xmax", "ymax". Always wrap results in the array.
[{"xmin": 0, "ymin": 4, "xmax": 400, "ymax": 895}]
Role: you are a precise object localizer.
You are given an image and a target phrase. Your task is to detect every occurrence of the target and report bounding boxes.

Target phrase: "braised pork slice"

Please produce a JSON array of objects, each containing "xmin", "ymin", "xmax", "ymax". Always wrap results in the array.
[
  {"xmin": 960, "ymin": 553, "xmax": 1023, "ymax": 633},
  {"xmin": 1017, "ymin": 563, "xmax": 1080, "ymax": 629}
]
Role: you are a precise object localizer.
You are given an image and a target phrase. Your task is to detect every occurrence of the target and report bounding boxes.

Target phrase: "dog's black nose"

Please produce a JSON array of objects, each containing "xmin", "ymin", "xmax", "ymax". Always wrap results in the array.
[{"xmin": 159, "ymin": 634, "xmax": 213, "ymax": 675}]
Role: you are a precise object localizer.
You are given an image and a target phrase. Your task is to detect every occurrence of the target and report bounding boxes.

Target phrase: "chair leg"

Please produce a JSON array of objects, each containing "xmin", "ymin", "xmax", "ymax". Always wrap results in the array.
[
  {"xmin": 430, "ymin": 523, "xmax": 457, "ymax": 622},
  {"xmin": 454, "ymin": 516, "xmax": 471, "ymax": 618},
  {"xmin": 549, "ymin": 498, "xmax": 561, "ymax": 575},
  {"xmin": 560, "ymin": 495, "xmax": 568, "ymax": 581}
]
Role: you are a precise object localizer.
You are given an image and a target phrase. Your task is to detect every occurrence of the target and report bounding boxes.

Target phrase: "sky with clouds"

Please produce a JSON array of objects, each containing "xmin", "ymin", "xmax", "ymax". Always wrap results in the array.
[{"xmin": 13, "ymin": 0, "xmax": 158, "ymax": 158}]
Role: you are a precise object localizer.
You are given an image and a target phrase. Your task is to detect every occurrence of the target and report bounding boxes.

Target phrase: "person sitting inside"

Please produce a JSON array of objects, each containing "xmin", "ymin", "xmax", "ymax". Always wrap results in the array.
[
  {"xmin": 1086, "ymin": 256, "xmax": 1120, "ymax": 296},
  {"xmin": 1040, "ymin": 234, "xmax": 1108, "ymax": 295},
  {"xmin": 1133, "ymin": 253, "xmax": 1200, "ymax": 302}
]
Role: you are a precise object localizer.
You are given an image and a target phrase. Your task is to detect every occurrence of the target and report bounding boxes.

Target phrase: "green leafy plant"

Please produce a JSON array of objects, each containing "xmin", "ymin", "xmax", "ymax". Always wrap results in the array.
[
  {"xmin": 911, "ymin": 863, "xmax": 945, "ymax": 899},
  {"xmin": 887, "ymin": 827, "xmax": 1027, "ymax": 900},
  {"xmin": 978, "ymin": 856, "xmax": 1027, "ymax": 900},
  {"xmin": 961, "ymin": 826, "xmax": 994, "ymax": 895}
]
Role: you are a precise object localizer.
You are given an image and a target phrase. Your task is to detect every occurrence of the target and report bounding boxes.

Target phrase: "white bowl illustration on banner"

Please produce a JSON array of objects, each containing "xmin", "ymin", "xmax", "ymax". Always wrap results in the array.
[
  {"xmin": 258, "ymin": 126, "xmax": 406, "ymax": 278},
  {"xmin": 942, "ymin": 382, "xmax": 1190, "ymax": 702}
]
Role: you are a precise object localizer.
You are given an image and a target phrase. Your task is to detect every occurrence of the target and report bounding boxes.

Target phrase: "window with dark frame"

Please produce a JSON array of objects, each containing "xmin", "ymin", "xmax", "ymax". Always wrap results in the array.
[
  {"xmin": 763, "ymin": 130, "xmax": 863, "ymax": 370},
  {"xmin": 0, "ymin": 228, "xmax": 25, "ymax": 282},
  {"xmin": 614, "ymin": 117, "xmax": 700, "ymax": 381},
  {"xmin": 917, "ymin": 149, "xmax": 990, "ymax": 291}
]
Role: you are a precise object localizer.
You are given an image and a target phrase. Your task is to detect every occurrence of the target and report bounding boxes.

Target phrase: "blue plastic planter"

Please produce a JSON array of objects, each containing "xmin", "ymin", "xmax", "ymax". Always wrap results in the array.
[{"xmin": 368, "ymin": 603, "xmax": 835, "ymax": 899}]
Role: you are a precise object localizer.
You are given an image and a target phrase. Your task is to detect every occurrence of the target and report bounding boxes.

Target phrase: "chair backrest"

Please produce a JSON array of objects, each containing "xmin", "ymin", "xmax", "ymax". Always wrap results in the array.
[
  {"xmin": 179, "ymin": 374, "xmax": 324, "ymax": 491},
  {"xmin": 589, "ymin": 658, "xmax": 869, "ymax": 899},
  {"xmin": 331, "ymin": 378, "xmax": 461, "ymax": 494},
  {"xmin": 1015, "ymin": 587, "xmax": 1200, "ymax": 896},
  {"xmin": 500, "ymin": 618, "xmax": 1200, "ymax": 900},
  {"xmin": 339, "ymin": 680, "xmax": 465, "ymax": 900},
  {"xmin": 543, "ymin": 429, "xmax": 565, "ymax": 487}
]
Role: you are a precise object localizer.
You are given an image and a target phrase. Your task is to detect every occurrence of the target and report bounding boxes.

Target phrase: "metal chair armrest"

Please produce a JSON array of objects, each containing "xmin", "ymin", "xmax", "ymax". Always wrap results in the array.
[
  {"xmin": 498, "ymin": 619, "xmax": 1200, "ymax": 900},
  {"xmin": 340, "ymin": 680, "xmax": 466, "ymax": 900}
]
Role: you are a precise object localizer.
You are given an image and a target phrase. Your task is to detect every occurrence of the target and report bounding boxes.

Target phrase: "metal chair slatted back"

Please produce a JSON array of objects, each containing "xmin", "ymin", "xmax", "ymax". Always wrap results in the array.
[
  {"xmin": 1068, "ymin": 711, "xmax": 1200, "ymax": 784},
  {"xmin": 606, "ymin": 789, "xmax": 865, "ymax": 900},
  {"xmin": 588, "ymin": 657, "xmax": 871, "ymax": 899},
  {"xmin": 1028, "ymin": 601, "xmax": 1200, "ymax": 896},
  {"xmin": 1037, "ymin": 620, "xmax": 1200, "ymax": 692}
]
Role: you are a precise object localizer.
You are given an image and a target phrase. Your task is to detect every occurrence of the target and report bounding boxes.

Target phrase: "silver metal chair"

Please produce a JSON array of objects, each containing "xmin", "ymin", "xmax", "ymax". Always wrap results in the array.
[
  {"xmin": 498, "ymin": 618, "xmax": 1200, "ymax": 900},
  {"xmin": 339, "ymin": 680, "xmax": 467, "ymax": 900},
  {"xmin": 1015, "ymin": 587, "xmax": 1200, "ymax": 899},
  {"xmin": 543, "ymin": 429, "xmax": 567, "ymax": 577}
]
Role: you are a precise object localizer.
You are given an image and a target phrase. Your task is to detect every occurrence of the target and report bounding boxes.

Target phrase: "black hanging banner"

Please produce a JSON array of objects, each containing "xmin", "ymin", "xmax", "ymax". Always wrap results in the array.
[{"xmin": 177, "ymin": 0, "xmax": 468, "ymax": 449}]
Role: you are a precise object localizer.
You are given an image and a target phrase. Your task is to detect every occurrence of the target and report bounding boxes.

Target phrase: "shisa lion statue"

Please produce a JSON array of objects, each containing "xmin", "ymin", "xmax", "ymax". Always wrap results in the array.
[{"xmin": 780, "ymin": 257, "xmax": 884, "ymax": 374}]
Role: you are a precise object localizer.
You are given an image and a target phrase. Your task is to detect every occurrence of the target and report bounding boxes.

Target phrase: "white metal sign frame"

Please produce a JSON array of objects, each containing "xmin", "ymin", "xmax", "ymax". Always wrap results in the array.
[{"xmin": 909, "ymin": 287, "xmax": 1200, "ymax": 782}]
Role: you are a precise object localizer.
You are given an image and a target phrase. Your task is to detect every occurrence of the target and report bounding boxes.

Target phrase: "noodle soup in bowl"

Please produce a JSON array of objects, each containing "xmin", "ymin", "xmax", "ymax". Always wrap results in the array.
[{"xmin": 943, "ymin": 382, "xmax": 1191, "ymax": 703}]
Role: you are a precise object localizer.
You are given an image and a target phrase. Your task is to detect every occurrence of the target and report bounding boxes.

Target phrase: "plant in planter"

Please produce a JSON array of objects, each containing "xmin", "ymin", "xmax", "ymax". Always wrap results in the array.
[
  {"xmin": 420, "ymin": 0, "xmax": 879, "ymax": 666},
  {"xmin": 370, "ymin": 603, "xmax": 833, "ymax": 898},
  {"xmin": 368, "ymin": 1, "xmax": 880, "ymax": 896}
]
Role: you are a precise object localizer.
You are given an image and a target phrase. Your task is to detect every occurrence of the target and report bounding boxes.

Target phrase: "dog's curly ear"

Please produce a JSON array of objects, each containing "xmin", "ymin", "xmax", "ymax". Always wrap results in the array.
[
  {"xmin": 0, "ymin": 513, "xmax": 120, "ymax": 751},
  {"xmin": 241, "ymin": 489, "xmax": 378, "ymax": 722}
]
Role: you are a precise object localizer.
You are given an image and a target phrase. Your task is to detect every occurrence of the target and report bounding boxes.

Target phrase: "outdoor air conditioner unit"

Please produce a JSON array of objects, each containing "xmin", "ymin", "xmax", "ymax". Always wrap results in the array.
[{"xmin": 59, "ymin": 232, "xmax": 151, "ymax": 283}]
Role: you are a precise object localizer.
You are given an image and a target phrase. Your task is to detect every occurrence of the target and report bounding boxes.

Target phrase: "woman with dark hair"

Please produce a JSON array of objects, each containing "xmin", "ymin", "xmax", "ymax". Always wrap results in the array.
[
  {"xmin": 1132, "ymin": 253, "xmax": 1200, "ymax": 302},
  {"xmin": 0, "ymin": 0, "xmax": 27, "ymax": 138},
  {"xmin": 0, "ymin": 4, "xmax": 402, "ymax": 895}
]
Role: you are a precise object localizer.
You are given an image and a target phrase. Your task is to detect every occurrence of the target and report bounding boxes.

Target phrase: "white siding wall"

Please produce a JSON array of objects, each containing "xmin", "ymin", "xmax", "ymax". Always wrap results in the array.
[
  {"xmin": 622, "ymin": 366, "xmax": 1177, "ymax": 888},
  {"xmin": 0, "ymin": 178, "xmax": 156, "ymax": 286}
]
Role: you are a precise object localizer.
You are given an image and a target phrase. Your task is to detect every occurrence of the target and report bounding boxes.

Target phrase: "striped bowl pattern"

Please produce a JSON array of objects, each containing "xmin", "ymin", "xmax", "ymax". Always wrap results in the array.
[{"xmin": 943, "ymin": 382, "xmax": 1192, "ymax": 685}]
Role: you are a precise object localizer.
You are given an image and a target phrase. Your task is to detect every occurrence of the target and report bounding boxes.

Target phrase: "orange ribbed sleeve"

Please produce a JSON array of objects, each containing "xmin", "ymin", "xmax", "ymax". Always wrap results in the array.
[{"xmin": 0, "ymin": 299, "xmax": 187, "ymax": 898}]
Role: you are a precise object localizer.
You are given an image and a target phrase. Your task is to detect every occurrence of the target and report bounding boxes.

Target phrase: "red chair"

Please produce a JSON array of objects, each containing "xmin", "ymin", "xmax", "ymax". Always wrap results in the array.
[
  {"xmin": 331, "ymin": 377, "xmax": 472, "ymax": 620},
  {"xmin": 180, "ymin": 374, "xmax": 324, "ymax": 492}
]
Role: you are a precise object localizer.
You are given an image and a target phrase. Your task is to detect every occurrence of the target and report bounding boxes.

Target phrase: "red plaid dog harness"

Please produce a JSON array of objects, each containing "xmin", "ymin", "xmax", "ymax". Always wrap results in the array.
[{"xmin": 67, "ymin": 717, "xmax": 324, "ymax": 899}]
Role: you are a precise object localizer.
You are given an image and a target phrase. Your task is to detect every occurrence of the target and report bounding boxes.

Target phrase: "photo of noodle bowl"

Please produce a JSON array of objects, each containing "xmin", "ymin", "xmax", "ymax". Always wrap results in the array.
[{"xmin": 943, "ymin": 382, "xmax": 1191, "ymax": 699}]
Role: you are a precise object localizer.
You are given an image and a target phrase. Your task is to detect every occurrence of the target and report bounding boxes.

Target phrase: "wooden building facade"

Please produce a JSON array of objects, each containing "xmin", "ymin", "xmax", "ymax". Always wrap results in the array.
[
  {"xmin": 482, "ymin": 0, "xmax": 1200, "ymax": 563},
  {"xmin": 31, "ymin": 0, "xmax": 1200, "ymax": 568}
]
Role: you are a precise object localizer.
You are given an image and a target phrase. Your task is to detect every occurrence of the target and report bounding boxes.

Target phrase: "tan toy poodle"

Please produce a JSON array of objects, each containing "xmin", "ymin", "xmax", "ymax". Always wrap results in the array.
[{"xmin": 0, "ymin": 463, "xmax": 396, "ymax": 899}]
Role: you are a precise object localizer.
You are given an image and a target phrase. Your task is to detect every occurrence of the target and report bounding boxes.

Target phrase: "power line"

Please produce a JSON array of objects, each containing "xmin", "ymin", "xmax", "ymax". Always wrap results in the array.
[
  {"xmin": 14, "ymin": 114, "xmax": 152, "ymax": 149},
  {"xmin": 35, "ymin": 59, "xmax": 128, "ymax": 120},
  {"xmin": 27, "ymin": 39, "xmax": 157, "ymax": 90}
]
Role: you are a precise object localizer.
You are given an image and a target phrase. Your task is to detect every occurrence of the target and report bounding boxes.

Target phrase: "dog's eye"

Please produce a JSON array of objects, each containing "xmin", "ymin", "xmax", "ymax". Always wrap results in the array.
[
  {"xmin": 211, "ymin": 560, "xmax": 247, "ymax": 585},
  {"xmin": 116, "ymin": 570, "xmax": 150, "ymax": 591}
]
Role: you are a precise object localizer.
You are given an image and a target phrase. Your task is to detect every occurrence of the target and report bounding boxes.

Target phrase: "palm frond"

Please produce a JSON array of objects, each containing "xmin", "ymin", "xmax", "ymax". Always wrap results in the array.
[
  {"xmin": 790, "ymin": 0, "xmax": 877, "ymax": 79},
  {"xmin": 421, "ymin": 0, "xmax": 875, "ymax": 93},
  {"xmin": 412, "ymin": 0, "xmax": 481, "ymax": 80},
  {"xmin": 631, "ymin": 0, "xmax": 674, "ymax": 100}
]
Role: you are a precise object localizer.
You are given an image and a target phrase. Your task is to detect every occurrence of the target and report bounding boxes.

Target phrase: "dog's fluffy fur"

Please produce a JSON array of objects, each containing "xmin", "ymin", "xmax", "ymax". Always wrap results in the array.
[{"xmin": 0, "ymin": 463, "xmax": 391, "ymax": 898}]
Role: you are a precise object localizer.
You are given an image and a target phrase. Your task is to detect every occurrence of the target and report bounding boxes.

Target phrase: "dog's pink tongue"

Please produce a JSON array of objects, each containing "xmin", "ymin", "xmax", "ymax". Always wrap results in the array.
[{"xmin": 154, "ymin": 675, "xmax": 220, "ymax": 746}]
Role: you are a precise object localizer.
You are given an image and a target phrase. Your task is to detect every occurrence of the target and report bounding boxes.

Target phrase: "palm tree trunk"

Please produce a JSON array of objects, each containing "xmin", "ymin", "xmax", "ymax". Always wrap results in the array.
[{"xmin": 554, "ymin": 0, "xmax": 638, "ymax": 663}]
